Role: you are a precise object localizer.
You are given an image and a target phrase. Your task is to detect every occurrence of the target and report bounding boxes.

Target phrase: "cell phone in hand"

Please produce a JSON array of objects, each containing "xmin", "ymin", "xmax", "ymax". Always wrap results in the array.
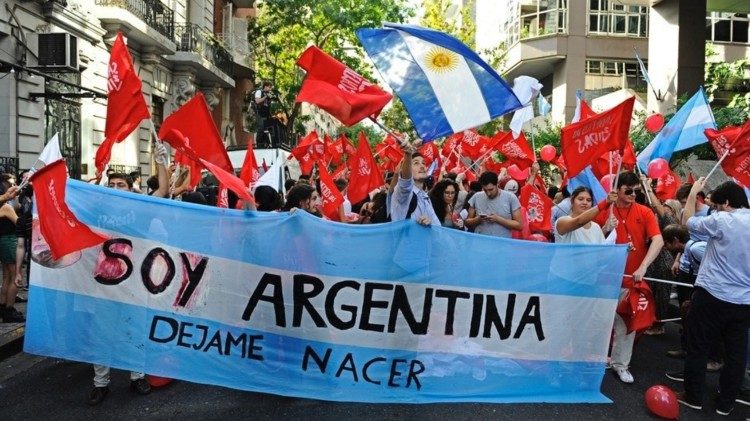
[{"xmin": 478, "ymin": 213, "xmax": 488, "ymax": 218}]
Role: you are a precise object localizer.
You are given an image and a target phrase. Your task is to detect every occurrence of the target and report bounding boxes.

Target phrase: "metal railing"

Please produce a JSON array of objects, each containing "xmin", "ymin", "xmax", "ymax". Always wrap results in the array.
[
  {"xmin": 95, "ymin": 0, "xmax": 175, "ymax": 40},
  {"xmin": 174, "ymin": 24, "xmax": 234, "ymax": 77}
]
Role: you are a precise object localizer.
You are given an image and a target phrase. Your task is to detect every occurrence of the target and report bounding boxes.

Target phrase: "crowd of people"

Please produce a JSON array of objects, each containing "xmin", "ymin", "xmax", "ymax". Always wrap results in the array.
[{"xmin": 1, "ymin": 137, "xmax": 748, "ymax": 415}]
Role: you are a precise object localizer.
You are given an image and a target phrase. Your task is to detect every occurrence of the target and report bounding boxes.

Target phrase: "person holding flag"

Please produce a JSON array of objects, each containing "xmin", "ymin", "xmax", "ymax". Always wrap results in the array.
[
  {"xmin": 676, "ymin": 178, "xmax": 750, "ymax": 416},
  {"xmin": 390, "ymin": 143, "xmax": 440, "ymax": 226},
  {"xmin": 593, "ymin": 171, "xmax": 664, "ymax": 384},
  {"xmin": 554, "ymin": 186, "xmax": 617, "ymax": 244}
]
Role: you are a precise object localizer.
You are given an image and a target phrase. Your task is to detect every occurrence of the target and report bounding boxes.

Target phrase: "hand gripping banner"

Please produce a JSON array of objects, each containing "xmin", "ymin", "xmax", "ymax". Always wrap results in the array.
[{"xmin": 26, "ymin": 181, "xmax": 627, "ymax": 403}]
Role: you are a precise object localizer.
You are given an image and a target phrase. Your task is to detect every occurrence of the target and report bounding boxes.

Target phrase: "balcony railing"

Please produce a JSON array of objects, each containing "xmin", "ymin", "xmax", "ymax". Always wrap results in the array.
[
  {"xmin": 95, "ymin": 0, "xmax": 175, "ymax": 40},
  {"xmin": 174, "ymin": 24, "xmax": 234, "ymax": 77}
]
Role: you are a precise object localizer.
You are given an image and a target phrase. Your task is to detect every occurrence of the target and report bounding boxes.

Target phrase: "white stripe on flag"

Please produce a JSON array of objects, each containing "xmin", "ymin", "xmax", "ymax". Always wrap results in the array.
[{"xmin": 397, "ymin": 30, "xmax": 490, "ymax": 133}]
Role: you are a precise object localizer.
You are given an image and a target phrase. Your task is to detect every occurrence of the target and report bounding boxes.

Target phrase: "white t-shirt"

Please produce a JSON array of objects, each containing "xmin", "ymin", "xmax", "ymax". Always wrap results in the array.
[{"xmin": 554, "ymin": 218, "xmax": 605, "ymax": 244}]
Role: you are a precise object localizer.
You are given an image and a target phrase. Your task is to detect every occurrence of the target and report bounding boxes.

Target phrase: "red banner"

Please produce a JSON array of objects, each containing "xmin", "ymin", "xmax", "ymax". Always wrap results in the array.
[
  {"xmin": 317, "ymin": 162, "xmax": 345, "ymax": 221},
  {"xmin": 561, "ymin": 96, "xmax": 635, "ymax": 178},
  {"xmin": 519, "ymin": 184, "xmax": 552, "ymax": 232},
  {"xmin": 706, "ymin": 121, "xmax": 750, "ymax": 188},
  {"xmin": 296, "ymin": 45, "xmax": 392, "ymax": 126},
  {"xmin": 494, "ymin": 131, "xmax": 535, "ymax": 170}
]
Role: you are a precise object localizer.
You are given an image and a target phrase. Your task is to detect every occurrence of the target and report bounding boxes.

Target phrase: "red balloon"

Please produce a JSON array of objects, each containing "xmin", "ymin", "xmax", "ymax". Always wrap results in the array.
[
  {"xmin": 644, "ymin": 385, "xmax": 679, "ymax": 419},
  {"xmin": 507, "ymin": 164, "xmax": 529, "ymax": 181},
  {"xmin": 146, "ymin": 375, "xmax": 174, "ymax": 388},
  {"xmin": 645, "ymin": 113, "xmax": 665, "ymax": 133},
  {"xmin": 540, "ymin": 144, "xmax": 557, "ymax": 162},
  {"xmin": 648, "ymin": 158, "xmax": 670, "ymax": 179},
  {"xmin": 600, "ymin": 174, "xmax": 615, "ymax": 192},
  {"xmin": 528, "ymin": 233, "xmax": 549, "ymax": 242}
]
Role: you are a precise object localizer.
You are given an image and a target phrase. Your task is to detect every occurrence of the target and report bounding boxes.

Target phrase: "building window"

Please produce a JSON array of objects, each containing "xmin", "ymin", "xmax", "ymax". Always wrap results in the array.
[
  {"xmin": 585, "ymin": 60, "xmax": 648, "ymax": 93},
  {"xmin": 502, "ymin": 0, "xmax": 568, "ymax": 45},
  {"xmin": 587, "ymin": 0, "xmax": 648, "ymax": 37},
  {"xmin": 706, "ymin": 13, "xmax": 750, "ymax": 44}
]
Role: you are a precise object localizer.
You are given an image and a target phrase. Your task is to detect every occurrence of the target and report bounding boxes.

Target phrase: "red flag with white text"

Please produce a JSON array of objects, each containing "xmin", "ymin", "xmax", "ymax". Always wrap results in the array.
[
  {"xmin": 705, "ymin": 121, "xmax": 750, "ymax": 188},
  {"xmin": 95, "ymin": 32, "xmax": 150, "ymax": 173},
  {"xmin": 30, "ymin": 160, "xmax": 107, "ymax": 259},
  {"xmin": 296, "ymin": 46, "xmax": 392, "ymax": 126},
  {"xmin": 494, "ymin": 131, "xmax": 535, "ymax": 170},
  {"xmin": 561, "ymin": 96, "xmax": 635, "ymax": 178}
]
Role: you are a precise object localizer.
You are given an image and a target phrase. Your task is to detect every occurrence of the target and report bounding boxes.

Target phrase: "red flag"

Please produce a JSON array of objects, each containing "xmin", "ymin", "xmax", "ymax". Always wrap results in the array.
[
  {"xmin": 616, "ymin": 283, "xmax": 657, "ymax": 333},
  {"xmin": 239, "ymin": 141, "xmax": 260, "ymax": 188},
  {"xmin": 459, "ymin": 130, "xmax": 489, "ymax": 160},
  {"xmin": 418, "ymin": 142, "xmax": 440, "ymax": 167},
  {"xmin": 579, "ymin": 100, "xmax": 597, "ymax": 121},
  {"xmin": 291, "ymin": 131, "xmax": 320, "ymax": 175},
  {"xmin": 494, "ymin": 131, "xmax": 535, "ymax": 169},
  {"xmin": 706, "ymin": 121, "xmax": 750, "ymax": 188},
  {"xmin": 262, "ymin": 158, "xmax": 269, "ymax": 172},
  {"xmin": 295, "ymin": 45, "xmax": 392, "ymax": 126},
  {"xmin": 687, "ymin": 171, "xmax": 695, "ymax": 184},
  {"xmin": 216, "ymin": 185, "xmax": 229, "ymax": 208},
  {"xmin": 441, "ymin": 133, "xmax": 462, "ymax": 161},
  {"xmin": 561, "ymin": 96, "xmax": 635, "ymax": 178},
  {"xmin": 159, "ymin": 93, "xmax": 233, "ymax": 173},
  {"xmin": 348, "ymin": 132, "xmax": 383, "ymax": 204},
  {"xmin": 655, "ymin": 167, "xmax": 681, "ymax": 201},
  {"xmin": 199, "ymin": 159, "xmax": 254, "ymax": 205},
  {"xmin": 30, "ymin": 160, "xmax": 107, "ymax": 259},
  {"xmin": 317, "ymin": 162, "xmax": 345, "ymax": 221},
  {"xmin": 520, "ymin": 184, "xmax": 552, "ymax": 232},
  {"xmin": 340, "ymin": 134, "xmax": 357, "ymax": 155},
  {"xmin": 95, "ymin": 32, "xmax": 150, "ymax": 172},
  {"xmin": 327, "ymin": 136, "xmax": 345, "ymax": 166}
]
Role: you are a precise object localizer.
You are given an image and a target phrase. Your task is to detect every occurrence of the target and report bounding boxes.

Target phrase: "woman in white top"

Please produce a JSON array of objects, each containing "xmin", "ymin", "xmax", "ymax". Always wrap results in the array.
[{"xmin": 555, "ymin": 186, "xmax": 617, "ymax": 244}]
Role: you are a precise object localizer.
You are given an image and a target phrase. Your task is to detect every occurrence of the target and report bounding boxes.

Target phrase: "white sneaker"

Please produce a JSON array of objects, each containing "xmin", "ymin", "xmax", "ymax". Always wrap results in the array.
[{"xmin": 614, "ymin": 367, "xmax": 634, "ymax": 383}]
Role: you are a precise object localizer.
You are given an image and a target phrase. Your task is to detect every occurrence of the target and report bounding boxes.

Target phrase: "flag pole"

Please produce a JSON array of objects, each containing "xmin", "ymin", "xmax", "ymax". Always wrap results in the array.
[
  {"xmin": 624, "ymin": 274, "xmax": 693, "ymax": 288},
  {"xmin": 705, "ymin": 148, "xmax": 731, "ymax": 181},
  {"xmin": 634, "ymin": 164, "xmax": 653, "ymax": 205},
  {"xmin": 608, "ymin": 158, "xmax": 624, "ymax": 221}
]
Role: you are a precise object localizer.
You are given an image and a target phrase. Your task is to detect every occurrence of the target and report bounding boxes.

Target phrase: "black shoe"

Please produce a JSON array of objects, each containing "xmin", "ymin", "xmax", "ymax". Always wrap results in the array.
[
  {"xmin": 88, "ymin": 386, "xmax": 109, "ymax": 406},
  {"xmin": 666, "ymin": 349, "xmax": 687, "ymax": 359},
  {"xmin": 2, "ymin": 307, "xmax": 25, "ymax": 323},
  {"xmin": 716, "ymin": 401, "xmax": 733, "ymax": 416},
  {"xmin": 130, "ymin": 378, "xmax": 151, "ymax": 395},
  {"xmin": 666, "ymin": 371, "xmax": 684, "ymax": 382},
  {"xmin": 736, "ymin": 390, "xmax": 750, "ymax": 406},
  {"xmin": 676, "ymin": 391, "xmax": 703, "ymax": 410}
]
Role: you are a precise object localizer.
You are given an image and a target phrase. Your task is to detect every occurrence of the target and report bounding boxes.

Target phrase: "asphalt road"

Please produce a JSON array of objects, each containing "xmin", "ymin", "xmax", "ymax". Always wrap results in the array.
[{"xmin": 0, "ymin": 323, "xmax": 746, "ymax": 420}]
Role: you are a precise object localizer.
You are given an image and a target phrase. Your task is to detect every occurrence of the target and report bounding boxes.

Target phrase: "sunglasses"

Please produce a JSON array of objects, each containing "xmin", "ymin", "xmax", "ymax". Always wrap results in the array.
[{"xmin": 623, "ymin": 188, "xmax": 641, "ymax": 196}]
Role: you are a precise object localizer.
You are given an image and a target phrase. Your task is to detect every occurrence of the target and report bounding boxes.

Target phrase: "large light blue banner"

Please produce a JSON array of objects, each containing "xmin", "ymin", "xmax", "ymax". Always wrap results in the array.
[{"xmin": 26, "ymin": 180, "xmax": 627, "ymax": 403}]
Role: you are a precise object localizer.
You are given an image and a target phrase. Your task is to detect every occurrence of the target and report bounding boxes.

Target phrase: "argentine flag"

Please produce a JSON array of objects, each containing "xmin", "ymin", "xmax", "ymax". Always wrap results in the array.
[
  {"xmin": 356, "ymin": 23, "xmax": 522, "ymax": 140},
  {"xmin": 636, "ymin": 88, "xmax": 715, "ymax": 170}
]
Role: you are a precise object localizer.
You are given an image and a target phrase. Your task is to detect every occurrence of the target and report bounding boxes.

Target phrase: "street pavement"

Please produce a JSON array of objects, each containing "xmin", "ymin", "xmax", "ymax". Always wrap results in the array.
[{"xmin": 0, "ymin": 323, "xmax": 746, "ymax": 420}]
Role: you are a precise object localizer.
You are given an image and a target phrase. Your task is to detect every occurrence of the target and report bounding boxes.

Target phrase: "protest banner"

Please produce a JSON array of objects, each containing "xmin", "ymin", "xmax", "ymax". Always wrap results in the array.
[{"xmin": 26, "ymin": 180, "xmax": 627, "ymax": 403}]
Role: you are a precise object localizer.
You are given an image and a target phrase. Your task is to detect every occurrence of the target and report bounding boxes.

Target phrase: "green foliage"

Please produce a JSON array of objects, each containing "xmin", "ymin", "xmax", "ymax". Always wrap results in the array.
[
  {"xmin": 338, "ymin": 123, "xmax": 382, "ymax": 148},
  {"xmin": 248, "ymin": 0, "xmax": 414, "ymax": 133}
]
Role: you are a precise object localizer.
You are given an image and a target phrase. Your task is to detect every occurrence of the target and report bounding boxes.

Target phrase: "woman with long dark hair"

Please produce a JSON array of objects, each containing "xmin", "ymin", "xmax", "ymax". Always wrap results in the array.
[
  {"xmin": 429, "ymin": 179, "xmax": 463, "ymax": 229},
  {"xmin": 555, "ymin": 186, "xmax": 616, "ymax": 244},
  {"xmin": 282, "ymin": 183, "xmax": 322, "ymax": 216}
]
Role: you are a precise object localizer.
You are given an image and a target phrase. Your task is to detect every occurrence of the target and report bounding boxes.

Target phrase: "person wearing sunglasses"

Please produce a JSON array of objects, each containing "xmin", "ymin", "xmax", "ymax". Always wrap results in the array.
[{"xmin": 593, "ymin": 171, "xmax": 664, "ymax": 385}]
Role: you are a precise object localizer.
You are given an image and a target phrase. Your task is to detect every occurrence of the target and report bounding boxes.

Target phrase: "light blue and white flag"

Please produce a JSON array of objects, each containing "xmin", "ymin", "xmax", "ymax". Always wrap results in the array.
[
  {"xmin": 356, "ymin": 23, "xmax": 522, "ymax": 141},
  {"xmin": 567, "ymin": 165, "xmax": 608, "ymax": 204},
  {"xmin": 509, "ymin": 76, "xmax": 543, "ymax": 138},
  {"xmin": 537, "ymin": 94, "xmax": 551, "ymax": 116},
  {"xmin": 637, "ymin": 88, "xmax": 715, "ymax": 171},
  {"xmin": 634, "ymin": 49, "xmax": 654, "ymax": 94},
  {"xmin": 26, "ymin": 180, "xmax": 628, "ymax": 403}
]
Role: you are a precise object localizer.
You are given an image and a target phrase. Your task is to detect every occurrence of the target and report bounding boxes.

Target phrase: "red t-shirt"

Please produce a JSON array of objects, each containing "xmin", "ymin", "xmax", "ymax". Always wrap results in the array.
[{"xmin": 594, "ymin": 202, "xmax": 661, "ymax": 288}]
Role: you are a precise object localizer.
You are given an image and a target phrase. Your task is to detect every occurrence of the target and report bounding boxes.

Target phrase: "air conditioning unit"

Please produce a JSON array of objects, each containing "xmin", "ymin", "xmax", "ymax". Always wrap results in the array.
[{"xmin": 37, "ymin": 33, "xmax": 79, "ymax": 72}]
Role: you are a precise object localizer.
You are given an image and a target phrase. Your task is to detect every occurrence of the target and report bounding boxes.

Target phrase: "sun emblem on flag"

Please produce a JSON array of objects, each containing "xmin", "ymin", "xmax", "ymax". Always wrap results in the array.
[{"xmin": 424, "ymin": 47, "xmax": 458, "ymax": 73}]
